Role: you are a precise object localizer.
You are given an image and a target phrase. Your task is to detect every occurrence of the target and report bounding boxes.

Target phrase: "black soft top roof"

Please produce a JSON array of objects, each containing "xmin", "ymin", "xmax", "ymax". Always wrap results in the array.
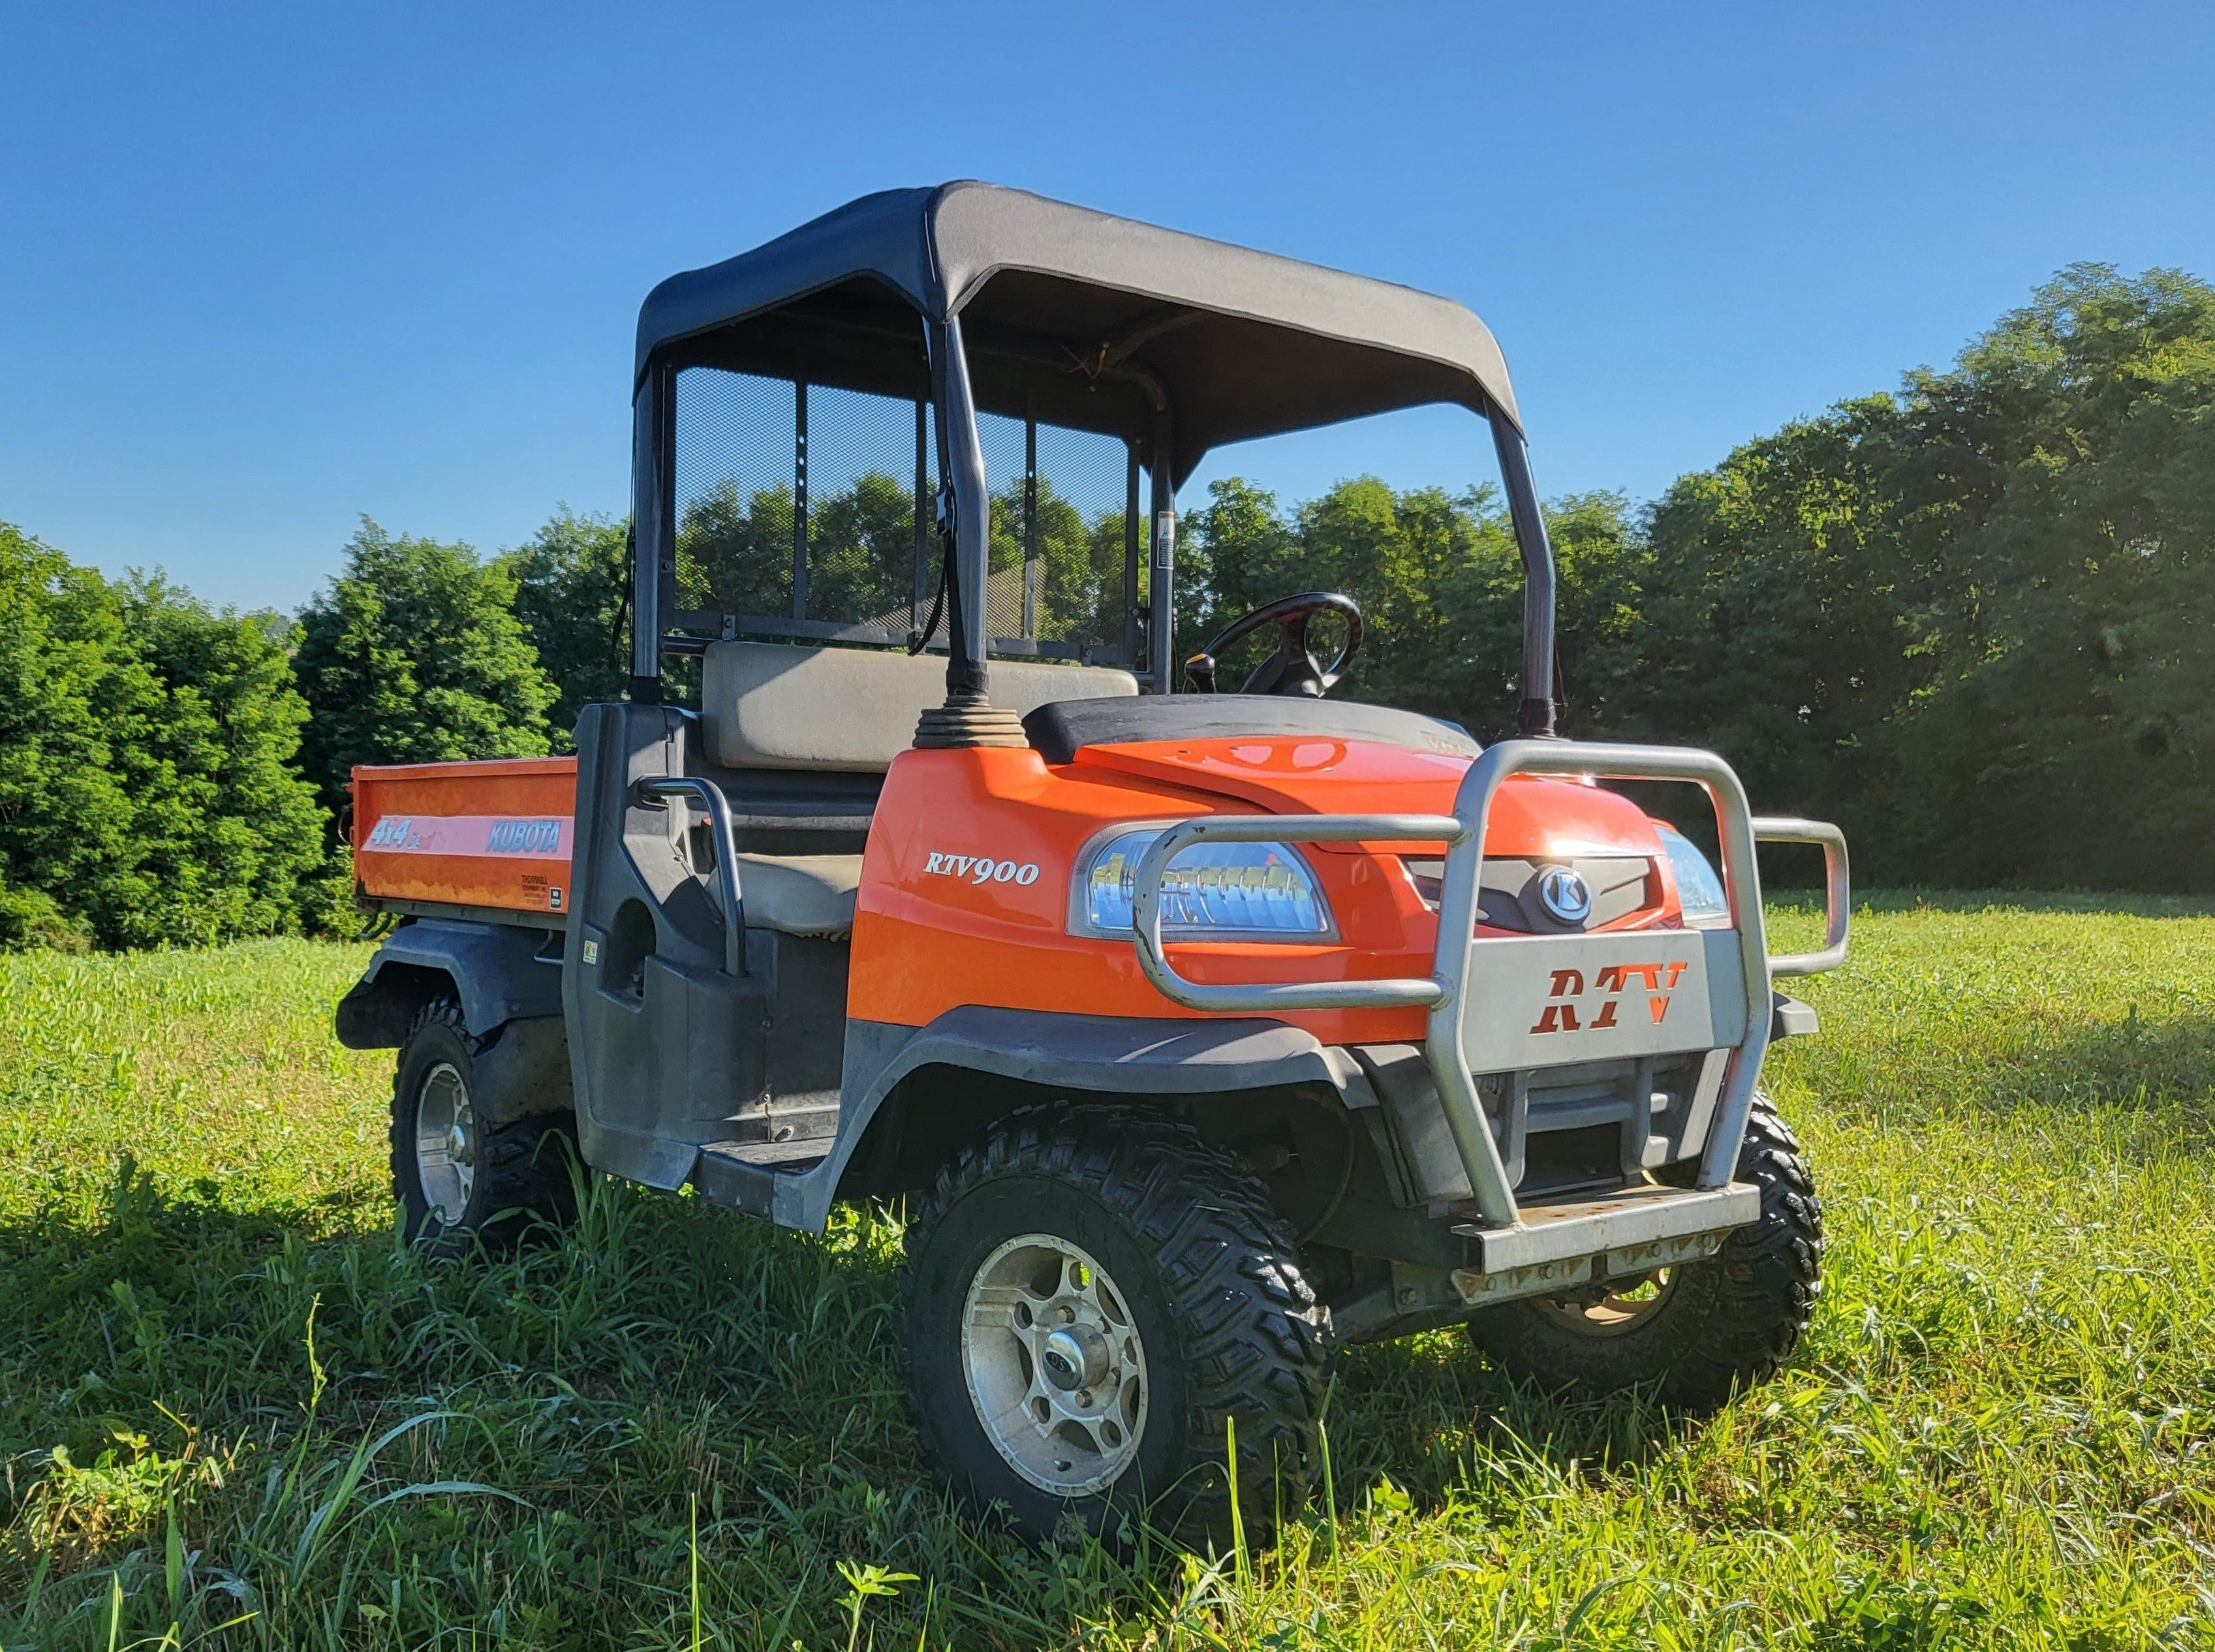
[{"xmin": 636, "ymin": 182, "xmax": 1519, "ymax": 486}]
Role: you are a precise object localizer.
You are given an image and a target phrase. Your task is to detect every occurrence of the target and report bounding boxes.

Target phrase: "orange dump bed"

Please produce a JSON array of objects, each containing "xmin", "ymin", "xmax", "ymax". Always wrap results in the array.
[{"xmin": 352, "ymin": 757, "xmax": 580, "ymax": 920}]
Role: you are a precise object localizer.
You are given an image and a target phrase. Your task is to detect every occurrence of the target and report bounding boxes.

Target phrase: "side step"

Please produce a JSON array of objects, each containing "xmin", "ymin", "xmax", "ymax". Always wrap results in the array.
[
  {"xmin": 693, "ymin": 1138, "xmax": 828, "ymax": 1220},
  {"xmin": 717, "ymin": 1097, "xmax": 840, "ymax": 1147},
  {"xmin": 1449, "ymin": 1181, "xmax": 1760, "ymax": 1307}
]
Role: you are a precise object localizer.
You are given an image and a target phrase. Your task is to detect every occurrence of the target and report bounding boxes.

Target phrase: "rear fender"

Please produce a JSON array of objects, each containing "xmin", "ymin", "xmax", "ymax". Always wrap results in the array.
[
  {"xmin": 335, "ymin": 918, "xmax": 563, "ymax": 1049},
  {"xmin": 823, "ymin": 1006, "xmax": 1377, "ymax": 1209}
]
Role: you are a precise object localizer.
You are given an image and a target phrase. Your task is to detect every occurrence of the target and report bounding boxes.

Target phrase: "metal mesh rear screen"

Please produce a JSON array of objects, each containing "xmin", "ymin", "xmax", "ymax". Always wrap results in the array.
[
  {"xmin": 671, "ymin": 364, "xmax": 1134, "ymax": 662},
  {"xmin": 808, "ymin": 384, "xmax": 931, "ymax": 634},
  {"xmin": 1032, "ymin": 421, "xmax": 1138, "ymax": 654},
  {"xmin": 975, "ymin": 414, "xmax": 1138, "ymax": 656},
  {"xmin": 672, "ymin": 369, "xmax": 798, "ymax": 623}
]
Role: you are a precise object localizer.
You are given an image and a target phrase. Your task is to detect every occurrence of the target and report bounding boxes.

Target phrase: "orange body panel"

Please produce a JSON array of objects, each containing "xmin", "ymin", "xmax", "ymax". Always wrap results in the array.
[
  {"xmin": 349, "ymin": 734, "xmax": 1687, "ymax": 1036},
  {"xmin": 352, "ymin": 757, "xmax": 580, "ymax": 917},
  {"xmin": 848, "ymin": 739, "xmax": 1679, "ymax": 1043}
]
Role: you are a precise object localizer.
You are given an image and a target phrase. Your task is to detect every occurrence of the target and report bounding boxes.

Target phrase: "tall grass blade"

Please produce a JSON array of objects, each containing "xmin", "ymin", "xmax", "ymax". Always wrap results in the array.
[{"xmin": 1224, "ymin": 1413, "xmax": 1249, "ymax": 1590}]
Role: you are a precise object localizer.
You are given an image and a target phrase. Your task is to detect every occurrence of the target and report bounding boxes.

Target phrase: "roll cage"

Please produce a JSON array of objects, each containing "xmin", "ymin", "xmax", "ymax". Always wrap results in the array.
[{"xmin": 627, "ymin": 181, "xmax": 1562, "ymax": 739}]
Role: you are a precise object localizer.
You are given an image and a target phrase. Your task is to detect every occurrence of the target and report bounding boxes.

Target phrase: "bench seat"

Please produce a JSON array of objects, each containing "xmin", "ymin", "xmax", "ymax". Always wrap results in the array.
[{"xmin": 733, "ymin": 852, "xmax": 862, "ymax": 939}]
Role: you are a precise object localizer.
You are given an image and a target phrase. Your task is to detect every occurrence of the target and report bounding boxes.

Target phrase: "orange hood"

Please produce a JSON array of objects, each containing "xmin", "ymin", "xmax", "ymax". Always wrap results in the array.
[{"xmin": 1066, "ymin": 735, "xmax": 1665, "ymax": 859}]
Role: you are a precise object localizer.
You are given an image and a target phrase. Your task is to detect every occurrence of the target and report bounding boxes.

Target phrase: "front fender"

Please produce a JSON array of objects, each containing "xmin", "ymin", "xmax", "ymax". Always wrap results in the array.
[{"xmin": 803, "ymin": 1006, "xmax": 1377, "ymax": 1224}]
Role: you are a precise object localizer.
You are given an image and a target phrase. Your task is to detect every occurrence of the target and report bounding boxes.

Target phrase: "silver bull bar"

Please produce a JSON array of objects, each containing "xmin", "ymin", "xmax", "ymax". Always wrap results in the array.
[{"xmin": 1130, "ymin": 740, "xmax": 1850, "ymax": 1266}]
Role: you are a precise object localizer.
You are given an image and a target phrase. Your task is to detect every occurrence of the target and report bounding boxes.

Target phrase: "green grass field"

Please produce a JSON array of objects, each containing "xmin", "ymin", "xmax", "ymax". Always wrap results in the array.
[{"xmin": 4, "ymin": 896, "xmax": 2214, "ymax": 1649}]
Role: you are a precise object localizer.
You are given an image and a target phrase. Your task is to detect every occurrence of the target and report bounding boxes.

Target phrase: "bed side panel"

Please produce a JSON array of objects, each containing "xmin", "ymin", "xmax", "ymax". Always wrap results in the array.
[{"xmin": 352, "ymin": 757, "xmax": 580, "ymax": 919}]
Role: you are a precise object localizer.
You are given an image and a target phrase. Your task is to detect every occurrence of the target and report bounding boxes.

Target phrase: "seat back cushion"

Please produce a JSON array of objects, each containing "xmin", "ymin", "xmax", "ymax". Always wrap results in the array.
[{"xmin": 702, "ymin": 641, "xmax": 1138, "ymax": 771}]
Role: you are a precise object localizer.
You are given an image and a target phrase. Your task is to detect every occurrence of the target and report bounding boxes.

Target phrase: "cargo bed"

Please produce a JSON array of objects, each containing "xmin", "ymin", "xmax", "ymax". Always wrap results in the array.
[{"xmin": 352, "ymin": 757, "xmax": 578, "ymax": 928}]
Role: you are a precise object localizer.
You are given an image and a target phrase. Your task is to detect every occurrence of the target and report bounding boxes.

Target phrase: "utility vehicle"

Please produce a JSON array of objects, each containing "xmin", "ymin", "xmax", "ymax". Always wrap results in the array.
[{"xmin": 337, "ymin": 183, "xmax": 1850, "ymax": 1543}]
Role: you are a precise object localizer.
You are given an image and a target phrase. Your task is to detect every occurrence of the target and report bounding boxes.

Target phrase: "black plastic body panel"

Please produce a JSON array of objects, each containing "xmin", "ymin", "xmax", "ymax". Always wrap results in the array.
[
  {"xmin": 840, "ymin": 1006, "xmax": 1372, "ymax": 1113},
  {"xmin": 563, "ymin": 702, "xmax": 854, "ymax": 1192},
  {"xmin": 336, "ymin": 917, "xmax": 563, "ymax": 1048},
  {"xmin": 1021, "ymin": 694, "xmax": 1479, "ymax": 765},
  {"xmin": 813, "ymin": 1008, "xmax": 1378, "ymax": 1221}
]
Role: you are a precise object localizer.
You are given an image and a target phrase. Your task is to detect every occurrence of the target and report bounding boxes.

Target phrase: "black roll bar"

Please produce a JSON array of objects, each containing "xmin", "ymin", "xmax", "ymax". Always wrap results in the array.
[
  {"xmin": 929, "ymin": 314, "xmax": 992, "ymax": 704},
  {"xmin": 1147, "ymin": 402, "xmax": 1176, "ymax": 696},
  {"xmin": 625, "ymin": 345, "xmax": 1558, "ymax": 735},
  {"xmin": 628, "ymin": 358, "xmax": 674, "ymax": 704},
  {"xmin": 1491, "ymin": 416, "xmax": 1558, "ymax": 740},
  {"xmin": 633, "ymin": 776, "xmax": 744, "ymax": 976}
]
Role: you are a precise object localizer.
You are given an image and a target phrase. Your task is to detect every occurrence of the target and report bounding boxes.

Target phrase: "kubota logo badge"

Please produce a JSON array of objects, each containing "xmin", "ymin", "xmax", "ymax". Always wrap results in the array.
[
  {"xmin": 1530, "ymin": 960, "xmax": 1690, "ymax": 1035},
  {"xmin": 486, "ymin": 818, "xmax": 562, "ymax": 854},
  {"xmin": 1537, "ymin": 866, "xmax": 1592, "ymax": 924}
]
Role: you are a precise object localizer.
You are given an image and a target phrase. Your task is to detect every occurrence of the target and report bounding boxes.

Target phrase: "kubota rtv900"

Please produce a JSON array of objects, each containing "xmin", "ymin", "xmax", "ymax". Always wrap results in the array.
[{"xmin": 338, "ymin": 183, "xmax": 1850, "ymax": 1543}]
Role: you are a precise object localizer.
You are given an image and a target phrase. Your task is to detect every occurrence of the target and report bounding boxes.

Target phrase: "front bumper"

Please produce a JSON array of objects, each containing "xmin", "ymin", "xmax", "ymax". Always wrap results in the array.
[{"xmin": 1450, "ymin": 1179, "xmax": 1759, "ymax": 1303}]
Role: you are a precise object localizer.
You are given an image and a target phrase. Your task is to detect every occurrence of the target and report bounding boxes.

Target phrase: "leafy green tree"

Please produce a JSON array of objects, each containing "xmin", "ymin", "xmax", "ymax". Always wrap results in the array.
[
  {"xmin": 506, "ymin": 508, "xmax": 629, "ymax": 746},
  {"xmin": 0, "ymin": 523, "xmax": 335, "ymax": 949},
  {"xmin": 1623, "ymin": 397, "xmax": 1934, "ymax": 826},
  {"xmin": 294, "ymin": 521, "xmax": 555, "ymax": 814},
  {"xmin": 0, "ymin": 524, "xmax": 138, "ymax": 950},
  {"xmin": 1628, "ymin": 263, "xmax": 2215, "ymax": 888},
  {"xmin": 1181, "ymin": 476, "xmax": 1645, "ymax": 738},
  {"xmin": 813, "ymin": 471, "xmax": 921, "ymax": 631},
  {"xmin": 107, "ymin": 576, "xmax": 333, "ymax": 946},
  {"xmin": 987, "ymin": 476, "xmax": 1128, "ymax": 650},
  {"xmin": 1880, "ymin": 265, "xmax": 2215, "ymax": 886}
]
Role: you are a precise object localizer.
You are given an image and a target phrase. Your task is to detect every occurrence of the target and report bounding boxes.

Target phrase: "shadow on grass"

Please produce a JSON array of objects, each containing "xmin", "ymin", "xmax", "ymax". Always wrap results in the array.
[
  {"xmin": 2, "ymin": 1153, "xmax": 1702, "ymax": 1649},
  {"xmin": 2023, "ymin": 1008, "xmax": 2215, "ymax": 1117},
  {"xmin": 1325, "ymin": 1327, "xmax": 1692, "ymax": 1506},
  {"xmin": 1790, "ymin": 995, "xmax": 2215, "ymax": 1137}
]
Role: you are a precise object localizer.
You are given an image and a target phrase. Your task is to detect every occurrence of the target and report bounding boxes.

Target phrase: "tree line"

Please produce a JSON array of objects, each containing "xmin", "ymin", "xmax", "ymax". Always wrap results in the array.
[
  {"xmin": 0, "ymin": 511, "xmax": 626, "ymax": 951},
  {"xmin": 1186, "ymin": 263, "xmax": 2215, "ymax": 890},
  {"xmin": 0, "ymin": 262, "xmax": 2205, "ymax": 951}
]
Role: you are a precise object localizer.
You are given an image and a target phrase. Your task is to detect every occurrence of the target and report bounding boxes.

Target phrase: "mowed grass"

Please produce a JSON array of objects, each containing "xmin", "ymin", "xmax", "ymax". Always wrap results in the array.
[{"xmin": 3, "ymin": 899, "xmax": 2214, "ymax": 1650}]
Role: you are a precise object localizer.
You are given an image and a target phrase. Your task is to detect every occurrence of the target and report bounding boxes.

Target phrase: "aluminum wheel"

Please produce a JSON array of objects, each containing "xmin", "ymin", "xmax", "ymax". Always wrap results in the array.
[
  {"xmin": 1530, "ymin": 1267, "xmax": 1678, "ymax": 1337},
  {"xmin": 413, "ymin": 1061, "xmax": 477, "ymax": 1224},
  {"xmin": 961, "ymin": 1234, "xmax": 1149, "ymax": 1496}
]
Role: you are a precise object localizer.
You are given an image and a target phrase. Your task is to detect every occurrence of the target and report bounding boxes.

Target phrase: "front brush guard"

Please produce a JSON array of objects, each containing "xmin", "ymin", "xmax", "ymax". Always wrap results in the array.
[{"xmin": 1129, "ymin": 739, "xmax": 1850, "ymax": 1268}]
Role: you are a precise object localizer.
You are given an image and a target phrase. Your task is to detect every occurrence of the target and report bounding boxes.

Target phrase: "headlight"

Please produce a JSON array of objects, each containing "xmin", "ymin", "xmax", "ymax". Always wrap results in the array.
[
  {"xmin": 1656, "ymin": 824, "xmax": 1731, "ymax": 928},
  {"xmin": 1078, "ymin": 828, "xmax": 1332, "ymax": 938}
]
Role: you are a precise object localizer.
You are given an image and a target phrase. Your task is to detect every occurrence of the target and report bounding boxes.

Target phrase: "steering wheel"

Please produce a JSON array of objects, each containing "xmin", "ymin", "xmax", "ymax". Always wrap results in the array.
[{"xmin": 1183, "ymin": 591, "xmax": 1363, "ymax": 697}]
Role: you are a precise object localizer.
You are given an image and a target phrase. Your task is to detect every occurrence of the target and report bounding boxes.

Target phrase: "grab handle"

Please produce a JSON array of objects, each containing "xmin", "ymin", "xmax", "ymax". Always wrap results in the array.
[{"xmin": 635, "ymin": 777, "xmax": 745, "ymax": 976}]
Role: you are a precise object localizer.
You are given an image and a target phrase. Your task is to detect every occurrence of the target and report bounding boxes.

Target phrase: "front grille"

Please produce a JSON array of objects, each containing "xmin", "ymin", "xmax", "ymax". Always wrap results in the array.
[
  {"xmin": 1479, "ymin": 1052, "xmax": 1712, "ymax": 1193},
  {"xmin": 1402, "ymin": 855, "xmax": 1657, "ymax": 932}
]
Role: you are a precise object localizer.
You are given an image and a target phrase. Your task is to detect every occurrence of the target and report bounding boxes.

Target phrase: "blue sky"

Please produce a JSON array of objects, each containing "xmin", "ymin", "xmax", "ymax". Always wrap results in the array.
[{"xmin": 3, "ymin": 1, "xmax": 2210, "ymax": 612}]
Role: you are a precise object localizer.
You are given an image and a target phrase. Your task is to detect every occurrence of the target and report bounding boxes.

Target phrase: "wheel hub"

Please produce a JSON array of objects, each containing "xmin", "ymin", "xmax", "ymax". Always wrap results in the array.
[
  {"xmin": 414, "ymin": 1061, "xmax": 477, "ymax": 1225},
  {"xmin": 961, "ymin": 1234, "xmax": 1149, "ymax": 1495},
  {"xmin": 1041, "ymin": 1323, "xmax": 1108, "ymax": 1390},
  {"xmin": 1532, "ymin": 1266, "xmax": 1677, "ymax": 1335}
]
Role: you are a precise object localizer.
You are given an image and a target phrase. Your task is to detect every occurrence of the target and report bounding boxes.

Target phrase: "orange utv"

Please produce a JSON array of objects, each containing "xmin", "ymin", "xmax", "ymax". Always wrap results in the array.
[{"xmin": 337, "ymin": 183, "xmax": 1851, "ymax": 1544}]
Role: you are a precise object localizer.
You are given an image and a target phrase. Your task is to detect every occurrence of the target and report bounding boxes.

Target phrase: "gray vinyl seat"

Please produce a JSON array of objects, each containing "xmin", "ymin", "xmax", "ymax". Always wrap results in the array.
[
  {"xmin": 700, "ymin": 641, "xmax": 1139, "ymax": 938},
  {"xmin": 730, "ymin": 852, "xmax": 863, "ymax": 939}
]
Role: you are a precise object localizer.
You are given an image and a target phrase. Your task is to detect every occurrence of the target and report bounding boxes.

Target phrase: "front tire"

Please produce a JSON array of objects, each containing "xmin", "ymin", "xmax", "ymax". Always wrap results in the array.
[
  {"xmin": 1466, "ymin": 1095, "xmax": 1821, "ymax": 1410},
  {"xmin": 390, "ymin": 999, "xmax": 578, "ymax": 1255},
  {"xmin": 898, "ymin": 1103, "xmax": 1325, "ymax": 1546}
]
